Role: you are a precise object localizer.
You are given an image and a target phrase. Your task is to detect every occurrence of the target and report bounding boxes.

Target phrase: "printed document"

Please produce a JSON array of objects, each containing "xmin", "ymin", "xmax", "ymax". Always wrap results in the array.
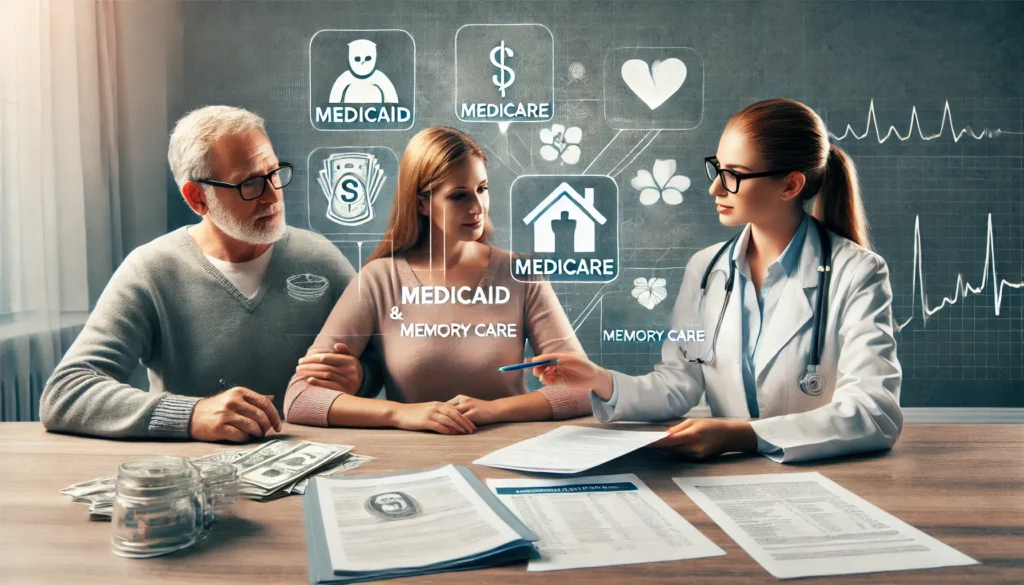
[
  {"xmin": 488, "ymin": 474, "xmax": 725, "ymax": 571},
  {"xmin": 674, "ymin": 472, "xmax": 978, "ymax": 579},
  {"xmin": 473, "ymin": 426, "xmax": 667, "ymax": 474},
  {"xmin": 315, "ymin": 465, "xmax": 524, "ymax": 572}
]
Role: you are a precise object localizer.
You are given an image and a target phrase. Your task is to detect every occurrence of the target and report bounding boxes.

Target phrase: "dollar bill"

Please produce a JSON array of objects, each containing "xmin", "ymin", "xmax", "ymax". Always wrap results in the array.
[
  {"xmin": 89, "ymin": 502, "xmax": 114, "ymax": 520},
  {"xmin": 61, "ymin": 476, "xmax": 116, "ymax": 498},
  {"xmin": 72, "ymin": 489, "xmax": 114, "ymax": 505},
  {"xmin": 240, "ymin": 442, "xmax": 353, "ymax": 492},
  {"xmin": 191, "ymin": 448, "xmax": 252, "ymax": 466},
  {"xmin": 288, "ymin": 453, "xmax": 375, "ymax": 495},
  {"xmin": 321, "ymin": 453, "xmax": 374, "ymax": 476},
  {"xmin": 232, "ymin": 440, "xmax": 294, "ymax": 472}
]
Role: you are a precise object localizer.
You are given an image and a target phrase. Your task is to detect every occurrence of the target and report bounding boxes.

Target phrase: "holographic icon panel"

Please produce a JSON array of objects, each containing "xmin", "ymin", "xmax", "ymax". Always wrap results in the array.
[
  {"xmin": 455, "ymin": 24, "xmax": 554, "ymax": 123},
  {"xmin": 603, "ymin": 47, "xmax": 703, "ymax": 130},
  {"xmin": 310, "ymin": 29, "xmax": 415, "ymax": 131},
  {"xmin": 306, "ymin": 146, "xmax": 399, "ymax": 239}
]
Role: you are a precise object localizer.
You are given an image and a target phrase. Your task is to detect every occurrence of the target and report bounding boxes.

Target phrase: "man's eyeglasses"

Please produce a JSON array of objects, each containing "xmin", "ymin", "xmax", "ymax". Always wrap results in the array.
[
  {"xmin": 704, "ymin": 156, "xmax": 797, "ymax": 194},
  {"xmin": 196, "ymin": 163, "xmax": 294, "ymax": 201}
]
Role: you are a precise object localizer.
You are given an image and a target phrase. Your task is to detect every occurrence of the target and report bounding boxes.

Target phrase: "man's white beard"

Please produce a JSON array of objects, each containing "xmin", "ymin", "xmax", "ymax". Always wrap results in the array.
[{"xmin": 206, "ymin": 194, "xmax": 286, "ymax": 245}]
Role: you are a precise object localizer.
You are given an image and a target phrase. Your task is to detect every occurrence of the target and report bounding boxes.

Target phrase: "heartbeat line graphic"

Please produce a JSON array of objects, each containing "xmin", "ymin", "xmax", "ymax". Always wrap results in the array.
[
  {"xmin": 829, "ymin": 99, "xmax": 1022, "ymax": 143},
  {"xmin": 896, "ymin": 213, "xmax": 1024, "ymax": 332}
]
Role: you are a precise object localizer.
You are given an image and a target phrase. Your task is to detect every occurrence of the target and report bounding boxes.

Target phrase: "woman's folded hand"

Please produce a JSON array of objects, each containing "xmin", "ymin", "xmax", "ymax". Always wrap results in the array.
[
  {"xmin": 390, "ymin": 401, "xmax": 477, "ymax": 435},
  {"xmin": 448, "ymin": 394, "xmax": 503, "ymax": 426},
  {"xmin": 296, "ymin": 343, "xmax": 364, "ymax": 395}
]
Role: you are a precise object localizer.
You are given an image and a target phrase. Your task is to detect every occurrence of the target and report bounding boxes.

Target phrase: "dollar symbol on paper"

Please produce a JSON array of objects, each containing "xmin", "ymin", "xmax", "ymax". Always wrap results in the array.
[
  {"xmin": 318, "ymin": 152, "xmax": 384, "ymax": 228},
  {"xmin": 490, "ymin": 41, "xmax": 515, "ymax": 98},
  {"xmin": 333, "ymin": 173, "xmax": 367, "ymax": 219},
  {"xmin": 339, "ymin": 178, "xmax": 360, "ymax": 203}
]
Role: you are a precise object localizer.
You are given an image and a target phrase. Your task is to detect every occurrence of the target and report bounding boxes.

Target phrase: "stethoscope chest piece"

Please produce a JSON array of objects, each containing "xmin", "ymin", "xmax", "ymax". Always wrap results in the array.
[{"xmin": 798, "ymin": 366, "xmax": 826, "ymax": 396}]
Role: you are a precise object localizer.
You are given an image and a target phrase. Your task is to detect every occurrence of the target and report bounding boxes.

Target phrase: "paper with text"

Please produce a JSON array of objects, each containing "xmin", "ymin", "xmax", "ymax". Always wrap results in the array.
[
  {"xmin": 316, "ymin": 465, "xmax": 523, "ymax": 573},
  {"xmin": 674, "ymin": 472, "xmax": 978, "ymax": 579},
  {"xmin": 488, "ymin": 473, "xmax": 724, "ymax": 571}
]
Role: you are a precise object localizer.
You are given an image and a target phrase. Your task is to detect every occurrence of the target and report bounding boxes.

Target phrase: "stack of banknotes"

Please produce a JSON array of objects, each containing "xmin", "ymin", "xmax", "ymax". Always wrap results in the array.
[{"xmin": 61, "ymin": 440, "xmax": 374, "ymax": 519}]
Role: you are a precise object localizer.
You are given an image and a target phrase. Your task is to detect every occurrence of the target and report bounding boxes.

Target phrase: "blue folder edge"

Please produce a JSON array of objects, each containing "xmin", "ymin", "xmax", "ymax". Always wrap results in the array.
[{"xmin": 302, "ymin": 464, "xmax": 539, "ymax": 585}]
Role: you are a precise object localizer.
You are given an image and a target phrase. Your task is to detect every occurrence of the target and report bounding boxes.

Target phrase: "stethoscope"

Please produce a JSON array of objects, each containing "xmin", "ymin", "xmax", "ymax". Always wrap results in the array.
[{"xmin": 683, "ymin": 218, "xmax": 833, "ymax": 396}]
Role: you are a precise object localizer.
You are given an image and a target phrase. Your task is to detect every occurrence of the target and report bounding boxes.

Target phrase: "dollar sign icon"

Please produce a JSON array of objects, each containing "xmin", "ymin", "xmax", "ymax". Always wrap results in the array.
[
  {"xmin": 330, "ymin": 172, "xmax": 371, "ymax": 225},
  {"xmin": 490, "ymin": 40, "xmax": 515, "ymax": 98},
  {"xmin": 339, "ymin": 178, "xmax": 360, "ymax": 203}
]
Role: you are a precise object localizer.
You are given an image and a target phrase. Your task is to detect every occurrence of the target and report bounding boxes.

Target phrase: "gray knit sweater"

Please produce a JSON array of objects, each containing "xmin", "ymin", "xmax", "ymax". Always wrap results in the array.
[{"xmin": 40, "ymin": 226, "xmax": 377, "ymax": 439}]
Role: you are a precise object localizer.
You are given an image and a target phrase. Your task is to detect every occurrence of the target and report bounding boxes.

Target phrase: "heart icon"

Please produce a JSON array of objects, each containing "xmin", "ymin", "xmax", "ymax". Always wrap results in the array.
[{"xmin": 621, "ymin": 58, "xmax": 687, "ymax": 110}]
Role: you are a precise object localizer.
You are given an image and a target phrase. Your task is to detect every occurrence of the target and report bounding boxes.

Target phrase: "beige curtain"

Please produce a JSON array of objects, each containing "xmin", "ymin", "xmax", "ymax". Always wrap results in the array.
[{"xmin": 0, "ymin": 0, "xmax": 123, "ymax": 421}]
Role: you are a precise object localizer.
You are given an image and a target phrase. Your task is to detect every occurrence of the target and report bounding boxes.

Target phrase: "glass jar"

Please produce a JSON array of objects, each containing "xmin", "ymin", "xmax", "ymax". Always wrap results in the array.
[
  {"xmin": 111, "ymin": 456, "xmax": 200, "ymax": 558},
  {"xmin": 193, "ymin": 461, "xmax": 240, "ymax": 532}
]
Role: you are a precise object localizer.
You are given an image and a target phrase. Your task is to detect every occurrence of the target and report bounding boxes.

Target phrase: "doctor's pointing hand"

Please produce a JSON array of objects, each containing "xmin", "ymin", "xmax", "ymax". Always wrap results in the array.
[
  {"xmin": 531, "ymin": 98, "xmax": 903, "ymax": 465},
  {"xmin": 532, "ymin": 354, "xmax": 758, "ymax": 461}
]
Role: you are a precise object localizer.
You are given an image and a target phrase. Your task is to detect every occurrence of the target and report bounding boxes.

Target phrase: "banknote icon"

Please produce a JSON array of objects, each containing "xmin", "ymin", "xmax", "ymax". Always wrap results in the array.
[{"xmin": 317, "ymin": 153, "xmax": 386, "ymax": 227}]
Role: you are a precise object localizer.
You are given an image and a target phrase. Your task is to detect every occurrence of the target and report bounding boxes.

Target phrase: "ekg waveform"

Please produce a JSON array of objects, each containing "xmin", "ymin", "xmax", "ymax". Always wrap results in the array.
[
  {"xmin": 896, "ymin": 213, "xmax": 1023, "ymax": 332},
  {"xmin": 829, "ymin": 100, "xmax": 1020, "ymax": 143}
]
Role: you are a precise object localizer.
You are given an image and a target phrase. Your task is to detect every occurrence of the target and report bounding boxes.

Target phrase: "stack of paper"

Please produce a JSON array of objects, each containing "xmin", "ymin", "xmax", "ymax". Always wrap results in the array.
[
  {"xmin": 473, "ymin": 426, "xmax": 667, "ymax": 474},
  {"xmin": 302, "ymin": 465, "xmax": 538, "ymax": 584},
  {"xmin": 488, "ymin": 474, "xmax": 725, "ymax": 571}
]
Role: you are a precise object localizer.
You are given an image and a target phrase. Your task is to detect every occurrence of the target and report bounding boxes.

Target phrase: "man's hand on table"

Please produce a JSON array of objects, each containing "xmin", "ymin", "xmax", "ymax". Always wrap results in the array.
[{"xmin": 189, "ymin": 387, "xmax": 283, "ymax": 443}]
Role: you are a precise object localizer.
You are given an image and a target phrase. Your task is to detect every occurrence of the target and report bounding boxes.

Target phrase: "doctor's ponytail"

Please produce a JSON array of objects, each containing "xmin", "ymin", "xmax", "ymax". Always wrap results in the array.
[
  {"xmin": 727, "ymin": 99, "xmax": 871, "ymax": 249},
  {"xmin": 817, "ymin": 143, "xmax": 869, "ymax": 249}
]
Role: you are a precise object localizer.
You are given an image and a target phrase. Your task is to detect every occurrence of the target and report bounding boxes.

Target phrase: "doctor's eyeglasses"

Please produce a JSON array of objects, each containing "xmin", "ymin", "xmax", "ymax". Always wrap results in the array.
[
  {"xmin": 704, "ymin": 157, "xmax": 797, "ymax": 194},
  {"xmin": 196, "ymin": 163, "xmax": 294, "ymax": 201}
]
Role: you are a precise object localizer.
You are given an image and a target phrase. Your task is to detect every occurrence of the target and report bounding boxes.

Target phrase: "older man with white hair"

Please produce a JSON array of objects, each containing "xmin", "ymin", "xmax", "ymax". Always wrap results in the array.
[{"xmin": 40, "ymin": 105, "xmax": 379, "ymax": 442}]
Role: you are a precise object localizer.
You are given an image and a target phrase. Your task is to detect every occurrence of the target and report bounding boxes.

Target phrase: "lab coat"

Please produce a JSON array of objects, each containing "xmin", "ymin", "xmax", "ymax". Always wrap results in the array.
[{"xmin": 592, "ymin": 224, "xmax": 903, "ymax": 463}]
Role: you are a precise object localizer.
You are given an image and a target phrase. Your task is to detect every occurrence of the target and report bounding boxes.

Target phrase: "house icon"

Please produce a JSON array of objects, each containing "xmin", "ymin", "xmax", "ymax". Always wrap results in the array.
[
  {"xmin": 524, "ymin": 182, "xmax": 602, "ymax": 253},
  {"xmin": 523, "ymin": 182, "xmax": 607, "ymax": 253}
]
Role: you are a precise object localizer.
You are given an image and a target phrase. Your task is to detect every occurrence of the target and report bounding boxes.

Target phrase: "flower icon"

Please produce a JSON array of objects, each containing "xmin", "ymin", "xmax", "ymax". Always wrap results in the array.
[
  {"xmin": 631, "ymin": 277, "xmax": 668, "ymax": 310},
  {"xmin": 540, "ymin": 124, "xmax": 582, "ymax": 165},
  {"xmin": 631, "ymin": 159, "xmax": 690, "ymax": 206}
]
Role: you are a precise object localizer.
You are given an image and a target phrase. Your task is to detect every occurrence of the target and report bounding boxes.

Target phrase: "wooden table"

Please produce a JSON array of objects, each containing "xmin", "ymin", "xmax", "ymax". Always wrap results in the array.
[{"xmin": 1, "ymin": 421, "xmax": 1022, "ymax": 584}]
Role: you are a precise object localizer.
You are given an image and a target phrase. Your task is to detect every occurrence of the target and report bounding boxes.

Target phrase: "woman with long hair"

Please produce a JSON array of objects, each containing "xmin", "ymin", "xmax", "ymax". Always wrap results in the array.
[
  {"xmin": 532, "ymin": 98, "xmax": 903, "ymax": 463},
  {"xmin": 283, "ymin": 126, "xmax": 590, "ymax": 433}
]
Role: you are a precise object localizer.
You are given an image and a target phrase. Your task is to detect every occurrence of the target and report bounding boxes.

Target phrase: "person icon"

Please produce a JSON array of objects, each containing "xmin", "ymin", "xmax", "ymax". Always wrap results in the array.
[
  {"xmin": 551, "ymin": 210, "xmax": 578, "ymax": 259},
  {"xmin": 329, "ymin": 39, "xmax": 400, "ymax": 104}
]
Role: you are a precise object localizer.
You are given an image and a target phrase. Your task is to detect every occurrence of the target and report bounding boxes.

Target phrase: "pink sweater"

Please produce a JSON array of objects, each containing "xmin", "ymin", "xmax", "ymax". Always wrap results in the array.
[{"xmin": 284, "ymin": 247, "xmax": 591, "ymax": 425}]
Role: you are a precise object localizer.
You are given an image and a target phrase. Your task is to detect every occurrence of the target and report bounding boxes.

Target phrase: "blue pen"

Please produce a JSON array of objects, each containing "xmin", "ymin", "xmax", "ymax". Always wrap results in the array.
[{"xmin": 498, "ymin": 359, "xmax": 560, "ymax": 373}]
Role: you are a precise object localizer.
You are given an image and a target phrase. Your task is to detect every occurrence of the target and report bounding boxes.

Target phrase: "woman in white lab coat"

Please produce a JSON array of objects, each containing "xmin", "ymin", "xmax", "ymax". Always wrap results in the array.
[{"xmin": 531, "ymin": 98, "xmax": 902, "ymax": 464}]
